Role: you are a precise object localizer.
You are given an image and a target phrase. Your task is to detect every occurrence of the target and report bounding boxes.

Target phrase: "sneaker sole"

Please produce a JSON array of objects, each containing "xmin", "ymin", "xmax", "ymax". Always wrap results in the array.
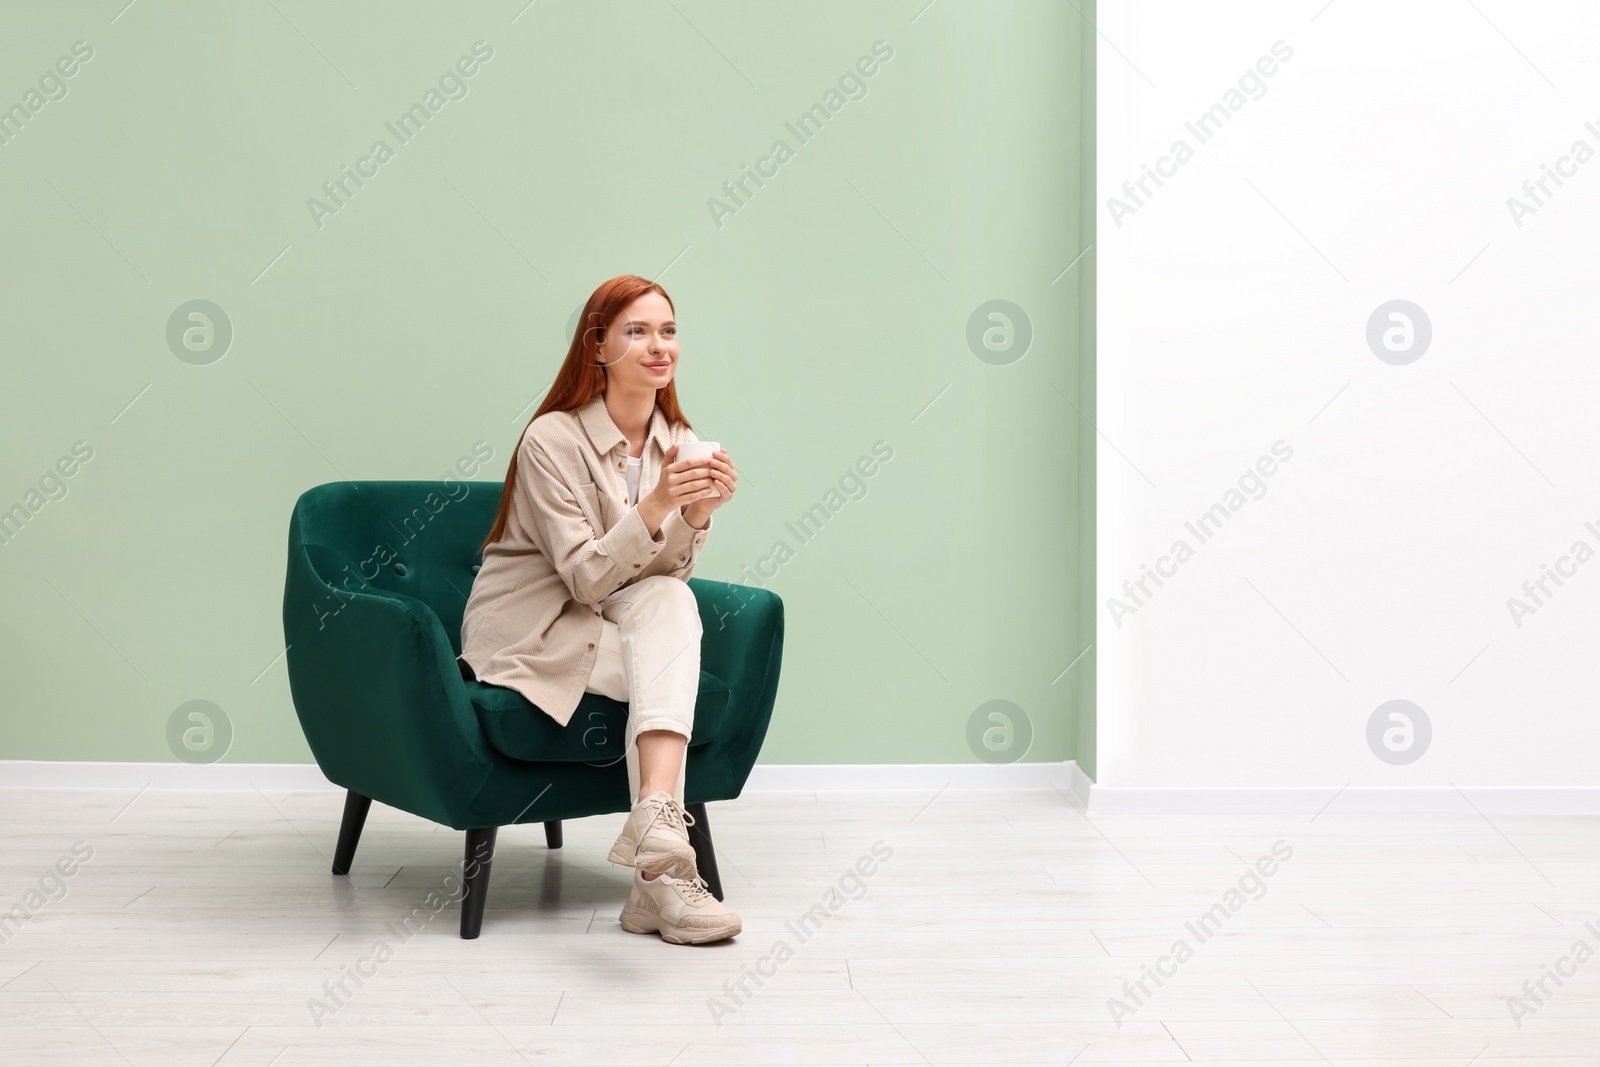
[
  {"xmin": 607, "ymin": 843, "xmax": 698, "ymax": 880},
  {"xmin": 607, "ymin": 837, "xmax": 698, "ymax": 880},
  {"xmin": 619, "ymin": 905, "xmax": 741, "ymax": 944},
  {"xmin": 632, "ymin": 842, "xmax": 698, "ymax": 881}
]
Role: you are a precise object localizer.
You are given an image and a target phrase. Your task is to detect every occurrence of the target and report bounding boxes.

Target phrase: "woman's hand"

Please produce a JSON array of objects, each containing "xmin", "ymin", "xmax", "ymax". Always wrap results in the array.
[
  {"xmin": 639, "ymin": 444, "xmax": 735, "ymax": 534},
  {"xmin": 678, "ymin": 447, "xmax": 732, "ymax": 531}
]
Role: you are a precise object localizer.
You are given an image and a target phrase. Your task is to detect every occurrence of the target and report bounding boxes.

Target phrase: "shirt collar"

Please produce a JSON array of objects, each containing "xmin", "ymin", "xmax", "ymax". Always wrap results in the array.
[{"xmin": 578, "ymin": 393, "xmax": 671, "ymax": 457}]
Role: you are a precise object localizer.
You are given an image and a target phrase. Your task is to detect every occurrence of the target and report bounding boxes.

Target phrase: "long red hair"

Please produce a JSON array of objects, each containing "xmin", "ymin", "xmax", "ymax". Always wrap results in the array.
[{"xmin": 477, "ymin": 274, "xmax": 693, "ymax": 554}]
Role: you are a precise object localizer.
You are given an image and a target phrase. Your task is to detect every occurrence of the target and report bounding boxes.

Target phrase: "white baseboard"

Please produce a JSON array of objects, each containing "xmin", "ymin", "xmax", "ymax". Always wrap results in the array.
[
  {"xmin": 0, "ymin": 759, "xmax": 1086, "ymax": 793},
  {"xmin": 744, "ymin": 761, "xmax": 1086, "ymax": 792},
  {"xmin": 1084, "ymin": 784, "xmax": 1600, "ymax": 815}
]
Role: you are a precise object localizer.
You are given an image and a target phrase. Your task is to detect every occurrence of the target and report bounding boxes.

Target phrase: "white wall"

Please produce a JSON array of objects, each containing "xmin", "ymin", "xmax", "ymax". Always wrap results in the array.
[{"xmin": 1096, "ymin": 0, "xmax": 1600, "ymax": 801}]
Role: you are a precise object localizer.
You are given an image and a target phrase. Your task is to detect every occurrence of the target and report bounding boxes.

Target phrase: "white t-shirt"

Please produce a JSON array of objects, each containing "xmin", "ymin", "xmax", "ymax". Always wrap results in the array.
[{"xmin": 625, "ymin": 454, "xmax": 641, "ymax": 506}]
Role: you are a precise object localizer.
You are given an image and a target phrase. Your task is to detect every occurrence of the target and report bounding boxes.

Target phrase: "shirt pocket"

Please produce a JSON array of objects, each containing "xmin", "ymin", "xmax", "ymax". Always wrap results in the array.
[{"xmin": 573, "ymin": 479, "xmax": 606, "ymax": 531}]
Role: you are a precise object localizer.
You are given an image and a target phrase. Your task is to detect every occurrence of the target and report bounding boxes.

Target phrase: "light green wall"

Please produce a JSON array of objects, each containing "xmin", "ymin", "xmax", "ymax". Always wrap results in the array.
[{"xmin": 0, "ymin": 0, "xmax": 1094, "ymax": 768}]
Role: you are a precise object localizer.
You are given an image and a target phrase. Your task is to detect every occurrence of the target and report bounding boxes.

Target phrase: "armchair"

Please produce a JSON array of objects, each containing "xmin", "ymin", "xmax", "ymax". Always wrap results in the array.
[{"xmin": 281, "ymin": 480, "xmax": 782, "ymax": 937}]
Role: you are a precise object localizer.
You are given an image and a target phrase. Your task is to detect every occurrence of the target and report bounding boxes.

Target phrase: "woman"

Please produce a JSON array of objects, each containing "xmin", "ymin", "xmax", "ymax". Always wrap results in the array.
[{"xmin": 458, "ymin": 274, "xmax": 741, "ymax": 945}]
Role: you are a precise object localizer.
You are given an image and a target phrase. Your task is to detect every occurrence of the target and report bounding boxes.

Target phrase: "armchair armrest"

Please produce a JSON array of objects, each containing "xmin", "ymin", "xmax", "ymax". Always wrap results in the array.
[
  {"xmin": 686, "ymin": 577, "xmax": 784, "ymax": 793},
  {"xmin": 283, "ymin": 539, "xmax": 494, "ymax": 827}
]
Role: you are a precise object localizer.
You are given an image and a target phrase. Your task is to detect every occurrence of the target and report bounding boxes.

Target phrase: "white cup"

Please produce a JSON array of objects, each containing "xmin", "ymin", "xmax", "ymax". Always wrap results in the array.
[{"xmin": 675, "ymin": 440, "xmax": 723, "ymax": 498}]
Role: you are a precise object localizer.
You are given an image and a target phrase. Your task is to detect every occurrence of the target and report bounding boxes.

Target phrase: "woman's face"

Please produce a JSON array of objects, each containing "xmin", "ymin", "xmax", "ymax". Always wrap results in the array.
[{"xmin": 596, "ymin": 292, "xmax": 677, "ymax": 391}]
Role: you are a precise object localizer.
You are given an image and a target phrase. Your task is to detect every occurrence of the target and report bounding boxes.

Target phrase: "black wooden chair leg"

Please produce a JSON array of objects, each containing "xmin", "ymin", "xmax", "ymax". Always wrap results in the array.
[
  {"xmin": 684, "ymin": 802, "xmax": 724, "ymax": 901},
  {"xmin": 543, "ymin": 820, "xmax": 563, "ymax": 849},
  {"xmin": 460, "ymin": 826, "xmax": 498, "ymax": 939},
  {"xmin": 331, "ymin": 791, "xmax": 372, "ymax": 876}
]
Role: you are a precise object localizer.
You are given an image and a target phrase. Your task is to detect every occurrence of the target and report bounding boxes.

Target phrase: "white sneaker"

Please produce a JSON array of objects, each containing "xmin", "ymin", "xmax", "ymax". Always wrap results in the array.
[
  {"xmin": 619, "ymin": 867, "xmax": 741, "ymax": 944},
  {"xmin": 607, "ymin": 790, "xmax": 698, "ymax": 880}
]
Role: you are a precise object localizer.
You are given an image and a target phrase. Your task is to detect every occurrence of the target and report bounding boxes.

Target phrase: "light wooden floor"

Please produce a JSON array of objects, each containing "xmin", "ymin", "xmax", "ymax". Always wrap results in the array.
[{"xmin": 2, "ymin": 786, "xmax": 1598, "ymax": 1065}]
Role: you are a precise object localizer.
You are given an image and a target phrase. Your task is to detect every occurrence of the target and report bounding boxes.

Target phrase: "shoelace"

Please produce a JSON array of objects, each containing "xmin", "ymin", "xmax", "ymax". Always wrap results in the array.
[
  {"xmin": 660, "ymin": 872, "xmax": 714, "ymax": 904},
  {"xmin": 651, "ymin": 795, "xmax": 696, "ymax": 838}
]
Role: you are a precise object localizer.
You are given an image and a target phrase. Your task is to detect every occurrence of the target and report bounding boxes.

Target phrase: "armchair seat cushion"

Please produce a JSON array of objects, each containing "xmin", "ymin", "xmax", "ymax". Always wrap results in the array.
[{"xmin": 464, "ymin": 672, "xmax": 732, "ymax": 763}]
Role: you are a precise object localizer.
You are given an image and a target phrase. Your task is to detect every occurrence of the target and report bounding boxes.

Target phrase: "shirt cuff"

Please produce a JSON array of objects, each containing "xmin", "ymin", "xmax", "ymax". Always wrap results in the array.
[
  {"xmin": 604, "ymin": 503, "xmax": 667, "ymax": 577},
  {"xmin": 662, "ymin": 506, "xmax": 711, "ymax": 570}
]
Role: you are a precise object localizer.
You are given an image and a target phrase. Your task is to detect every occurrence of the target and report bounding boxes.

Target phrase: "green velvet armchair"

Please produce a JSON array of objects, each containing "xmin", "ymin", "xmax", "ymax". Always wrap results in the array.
[{"xmin": 281, "ymin": 480, "xmax": 783, "ymax": 938}]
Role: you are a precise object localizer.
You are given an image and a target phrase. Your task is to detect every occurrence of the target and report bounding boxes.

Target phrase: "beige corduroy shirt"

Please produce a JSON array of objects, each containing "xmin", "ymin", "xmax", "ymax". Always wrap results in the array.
[{"xmin": 459, "ymin": 394, "xmax": 713, "ymax": 726}]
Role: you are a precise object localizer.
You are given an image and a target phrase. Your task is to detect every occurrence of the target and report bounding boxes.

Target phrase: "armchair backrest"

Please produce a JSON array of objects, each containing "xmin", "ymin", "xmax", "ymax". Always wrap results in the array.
[{"xmin": 286, "ymin": 480, "xmax": 501, "ymax": 654}]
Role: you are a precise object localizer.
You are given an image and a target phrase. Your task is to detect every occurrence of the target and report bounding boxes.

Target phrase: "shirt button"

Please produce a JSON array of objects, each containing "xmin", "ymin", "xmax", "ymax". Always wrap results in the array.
[
  {"xmin": 618, "ymin": 461, "xmax": 625, "ymax": 469},
  {"xmin": 678, "ymin": 554, "xmax": 687, "ymax": 562},
  {"xmin": 632, "ymin": 562, "xmax": 641, "ymax": 568},
  {"xmin": 586, "ymin": 642, "xmax": 595, "ymax": 651}
]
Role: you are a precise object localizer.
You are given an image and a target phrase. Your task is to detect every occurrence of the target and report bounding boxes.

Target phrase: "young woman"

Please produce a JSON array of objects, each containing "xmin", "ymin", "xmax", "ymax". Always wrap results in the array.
[{"xmin": 458, "ymin": 275, "xmax": 741, "ymax": 945}]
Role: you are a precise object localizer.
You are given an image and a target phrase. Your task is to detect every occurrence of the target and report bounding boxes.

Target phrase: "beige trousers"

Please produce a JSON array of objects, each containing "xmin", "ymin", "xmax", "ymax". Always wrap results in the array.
[{"xmin": 582, "ymin": 575, "xmax": 701, "ymax": 807}]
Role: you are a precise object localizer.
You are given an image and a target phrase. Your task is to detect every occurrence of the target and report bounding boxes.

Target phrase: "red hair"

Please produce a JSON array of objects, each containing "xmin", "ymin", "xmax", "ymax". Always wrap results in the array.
[{"xmin": 478, "ymin": 274, "xmax": 693, "ymax": 554}]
